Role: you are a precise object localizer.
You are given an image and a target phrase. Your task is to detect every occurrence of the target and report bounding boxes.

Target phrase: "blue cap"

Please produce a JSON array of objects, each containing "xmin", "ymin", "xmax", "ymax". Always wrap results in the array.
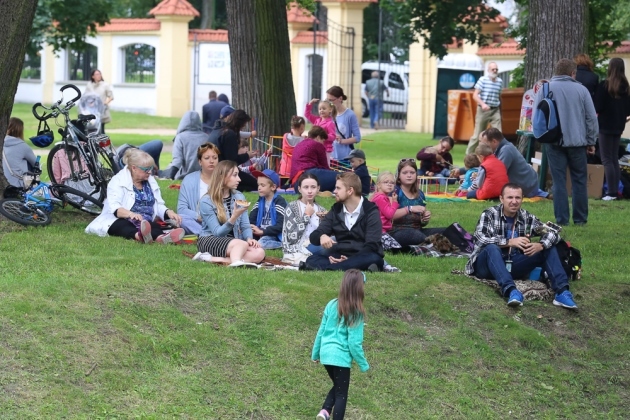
[
  {"xmin": 220, "ymin": 105, "xmax": 235, "ymax": 119},
  {"xmin": 251, "ymin": 169, "xmax": 280, "ymax": 187}
]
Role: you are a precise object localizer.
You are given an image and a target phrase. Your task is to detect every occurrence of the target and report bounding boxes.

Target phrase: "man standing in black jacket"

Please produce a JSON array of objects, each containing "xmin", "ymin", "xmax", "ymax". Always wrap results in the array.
[{"xmin": 303, "ymin": 172, "xmax": 385, "ymax": 271}]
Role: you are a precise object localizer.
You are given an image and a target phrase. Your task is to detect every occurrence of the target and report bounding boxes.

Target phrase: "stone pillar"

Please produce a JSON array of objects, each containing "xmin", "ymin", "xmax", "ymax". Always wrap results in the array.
[
  {"xmin": 322, "ymin": 1, "xmax": 371, "ymax": 121},
  {"xmin": 42, "ymin": 45, "xmax": 56, "ymax": 104},
  {"xmin": 154, "ymin": 15, "xmax": 195, "ymax": 117},
  {"xmin": 406, "ymin": 39, "xmax": 438, "ymax": 133}
]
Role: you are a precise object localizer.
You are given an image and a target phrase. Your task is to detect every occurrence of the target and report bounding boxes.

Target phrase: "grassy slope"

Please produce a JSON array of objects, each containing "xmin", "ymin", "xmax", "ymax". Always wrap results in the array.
[{"xmin": 1, "ymin": 184, "xmax": 629, "ymax": 418}]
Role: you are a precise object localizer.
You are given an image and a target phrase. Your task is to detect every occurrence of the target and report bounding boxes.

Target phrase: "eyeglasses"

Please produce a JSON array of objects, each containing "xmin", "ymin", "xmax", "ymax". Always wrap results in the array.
[
  {"xmin": 490, "ymin": 68, "xmax": 499, "ymax": 72},
  {"xmin": 135, "ymin": 165, "xmax": 154, "ymax": 173},
  {"xmin": 399, "ymin": 158, "xmax": 416, "ymax": 164}
]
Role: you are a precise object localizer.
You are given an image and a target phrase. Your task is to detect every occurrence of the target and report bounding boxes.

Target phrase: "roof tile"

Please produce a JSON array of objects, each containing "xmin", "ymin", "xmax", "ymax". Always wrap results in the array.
[
  {"xmin": 292, "ymin": 30, "xmax": 327, "ymax": 45},
  {"xmin": 98, "ymin": 18, "xmax": 161, "ymax": 32},
  {"xmin": 477, "ymin": 38, "xmax": 524, "ymax": 56},
  {"xmin": 149, "ymin": 0, "xmax": 200, "ymax": 17},
  {"xmin": 189, "ymin": 29, "xmax": 228, "ymax": 42}
]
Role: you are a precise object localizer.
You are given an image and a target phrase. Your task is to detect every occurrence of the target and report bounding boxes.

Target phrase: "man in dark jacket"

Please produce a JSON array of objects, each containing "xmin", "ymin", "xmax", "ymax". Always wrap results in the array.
[
  {"xmin": 201, "ymin": 91, "xmax": 228, "ymax": 133},
  {"xmin": 303, "ymin": 172, "xmax": 385, "ymax": 271}
]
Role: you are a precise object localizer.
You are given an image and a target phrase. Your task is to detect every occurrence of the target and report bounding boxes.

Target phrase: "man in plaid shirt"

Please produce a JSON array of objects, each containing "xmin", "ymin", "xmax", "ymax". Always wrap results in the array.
[{"xmin": 465, "ymin": 183, "xmax": 578, "ymax": 309}]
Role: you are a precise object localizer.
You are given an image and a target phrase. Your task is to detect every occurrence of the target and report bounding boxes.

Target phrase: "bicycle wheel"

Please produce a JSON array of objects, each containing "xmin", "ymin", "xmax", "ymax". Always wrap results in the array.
[
  {"xmin": 47, "ymin": 144, "xmax": 106, "ymax": 204},
  {"xmin": 51, "ymin": 185, "xmax": 104, "ymax": 215},
  {"xmin": 96, "ymin": 147, "xmax": 120, "ymax": 185},
  {"xmin": 0, "ymin": 198, "xmax": 52, "ymax": 226}
]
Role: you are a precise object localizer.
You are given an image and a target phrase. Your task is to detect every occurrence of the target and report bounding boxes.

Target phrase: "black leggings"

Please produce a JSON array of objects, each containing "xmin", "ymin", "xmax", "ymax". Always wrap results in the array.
[
  {"xmin": 107, "ymin": 218, "xmax": 165, "ymax": 240},
  {"xmin": 322, "ymin": 365, "xmax": 351, "ymax": 420},
  {"xmin": 390, "ymin": 227, "xmax": 445, "ymax": 248}
]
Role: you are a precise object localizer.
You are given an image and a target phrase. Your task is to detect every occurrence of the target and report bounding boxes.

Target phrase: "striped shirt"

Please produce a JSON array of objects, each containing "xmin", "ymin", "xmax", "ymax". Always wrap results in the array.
[{"xmin": 474, "ymin": 76, "xmax": 503, "ymax": 107}]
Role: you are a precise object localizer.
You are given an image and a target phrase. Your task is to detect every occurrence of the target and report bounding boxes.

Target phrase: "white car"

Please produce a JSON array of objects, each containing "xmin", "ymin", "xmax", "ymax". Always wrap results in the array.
[{"xmin": 360, "ymin": 61, "xmax": 409, "ymax": 119}]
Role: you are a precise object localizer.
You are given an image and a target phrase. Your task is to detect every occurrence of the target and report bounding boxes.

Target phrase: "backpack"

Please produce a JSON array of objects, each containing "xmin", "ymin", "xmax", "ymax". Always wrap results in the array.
[
  {"xmin": 442, "ymin": 222, "xmax": 475, "ymax": 253},
  {"xmin": 556, "ymin": 240, "xmax": 582, "ymax": 280},
  {"xmin": 533, "ymin": 82, "xmax": 562, "ymax": 144}
]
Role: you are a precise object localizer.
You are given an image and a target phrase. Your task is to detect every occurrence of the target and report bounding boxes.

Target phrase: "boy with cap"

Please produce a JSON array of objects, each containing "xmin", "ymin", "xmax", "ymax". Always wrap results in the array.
[
  {"xmin": 249, "ymin": 169, "xmax": 288, "ymax": 249},
  {"xmin": 344, "ymin": 149, "xmax": 371, "ymax": 197}
]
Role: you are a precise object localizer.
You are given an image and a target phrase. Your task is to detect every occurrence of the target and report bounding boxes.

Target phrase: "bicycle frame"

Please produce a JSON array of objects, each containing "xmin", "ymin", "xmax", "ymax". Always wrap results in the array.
[{"xmin": 21, "ymin": 180, "xmax": 55, "ymax": 214}]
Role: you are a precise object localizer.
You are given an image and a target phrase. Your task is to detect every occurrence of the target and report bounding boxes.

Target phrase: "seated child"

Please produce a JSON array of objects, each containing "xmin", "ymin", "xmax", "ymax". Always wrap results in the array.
[
  {"xmin": 416, "ymin": 136, "xmax": 455, "ymax": 182},
  {"xmin": 455, "ymin": 153, "xmax": 481, "ymax": 197},
  {"xmin": 249, "ymin": 169, "xmax": 288, "ymax": 249},
  {"xmin": 370, "ymin": 171, "xmax": 402, "ymax": 272},
  {"xmin": 280, "ymin": 116, "xmax": 306, "ymax": 178},
  {"xmin": 238, "ymin": 139, "xmax": 271, "ymax": 174},
  {"xmin": 466, "ymin": 143, "xmax": 508, "ymax": 200},
  {"xmin": 344, "ymin": 149, "xmax": 371, "ymax": 197}
]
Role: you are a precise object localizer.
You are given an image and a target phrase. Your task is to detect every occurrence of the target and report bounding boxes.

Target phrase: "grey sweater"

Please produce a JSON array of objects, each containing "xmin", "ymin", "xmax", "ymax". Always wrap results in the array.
[
  {"xmin": 533, "ymin": 75, "xmax": 598, "ymax": 147},
  {"xmin": 495, "ymin": 139, "xmax": 539, "ymax": 197},
  {"xmin": 168, "ymin": 111, "xmax": 209, "ymax": 180},
  {"xmin": 2, "ymin": 136, "xmax": 37, "ymax": 187}
]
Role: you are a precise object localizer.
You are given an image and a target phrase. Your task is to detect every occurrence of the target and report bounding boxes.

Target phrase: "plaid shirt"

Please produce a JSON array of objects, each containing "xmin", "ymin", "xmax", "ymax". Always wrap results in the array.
[{"xmin": 465, "ymin": 204, "xmax": 561, "ymax": 274}]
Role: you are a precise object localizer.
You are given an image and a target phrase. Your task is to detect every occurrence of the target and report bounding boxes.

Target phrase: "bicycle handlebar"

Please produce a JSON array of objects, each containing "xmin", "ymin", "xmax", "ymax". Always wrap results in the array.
[{"xmin": 31, "ymin": 84, "xmax": 82, "ymax": 122}]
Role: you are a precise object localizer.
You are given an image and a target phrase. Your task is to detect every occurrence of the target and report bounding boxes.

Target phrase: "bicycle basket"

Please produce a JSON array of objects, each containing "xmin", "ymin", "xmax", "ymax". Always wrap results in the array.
[{"xmin": 29, "ymin": 120, "xmax": 54, "ymax": 148}]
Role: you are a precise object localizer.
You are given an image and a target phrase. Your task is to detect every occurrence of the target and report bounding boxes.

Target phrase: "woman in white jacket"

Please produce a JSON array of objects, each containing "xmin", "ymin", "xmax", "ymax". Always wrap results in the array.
[{"xmin": 86, "ymin": 149, "xmax": 184, "ymax": 244}]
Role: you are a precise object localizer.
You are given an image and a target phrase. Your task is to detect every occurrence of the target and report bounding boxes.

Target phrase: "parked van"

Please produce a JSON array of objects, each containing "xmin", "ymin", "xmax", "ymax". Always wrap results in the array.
[{"xmin": 360, "ymin": 61, "xmax": 409, "ymax": 119}]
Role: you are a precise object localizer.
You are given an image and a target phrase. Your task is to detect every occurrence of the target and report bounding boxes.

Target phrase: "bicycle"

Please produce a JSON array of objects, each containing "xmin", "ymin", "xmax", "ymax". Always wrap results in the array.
[
  {"xmin": 31, "ymin": 84, "xmax": 120, "ymax": 206},
  {"xmin": 0, "ymin": 158, "xmax": 103, "ymax": 226}
]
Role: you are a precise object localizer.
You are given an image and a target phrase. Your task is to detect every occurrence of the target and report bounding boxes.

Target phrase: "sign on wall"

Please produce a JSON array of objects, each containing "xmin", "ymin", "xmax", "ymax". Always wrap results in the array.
[{"xmin": 198, "ymin": 43, "xmax": 231, "ymax": 85}]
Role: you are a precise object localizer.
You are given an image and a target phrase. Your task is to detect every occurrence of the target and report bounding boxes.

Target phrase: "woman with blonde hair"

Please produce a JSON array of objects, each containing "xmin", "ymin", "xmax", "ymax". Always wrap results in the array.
[
  {"xmin": 86, "ymin": 148, "xmax": 185, "ymax": 243},
  {"xmin": 194, "ymin": 160, "xmax": 265, "ymax": 267},
  {"xmin": 2, "ymin": 117, "xmax": 37, "ymax": 187},
  {"xmin": 595, "ymin": 57, "xmax": 630, "ymax": 201}
]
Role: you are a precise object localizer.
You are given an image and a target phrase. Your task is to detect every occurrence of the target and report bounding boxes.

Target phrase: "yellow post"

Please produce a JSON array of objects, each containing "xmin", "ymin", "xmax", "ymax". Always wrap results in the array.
[{"xmin": 406, "ymin": 39, "xmax": 438, "ymax": 133}]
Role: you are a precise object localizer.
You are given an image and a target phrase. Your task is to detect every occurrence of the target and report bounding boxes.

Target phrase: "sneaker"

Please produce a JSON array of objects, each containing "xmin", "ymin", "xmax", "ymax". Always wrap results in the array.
[
  {"xmin": 507, "ymin": 289, "xmax": 524, "ymax": 307},
  {"xmin": 367, "ymin": 263, "xmax": 380, "ymax": 273},
  {"xmin": 602, "ymin": 195, "xmax": 617, "ymax": 201},
  {"xmin": 316, "ymin": 409, "xmax": 330, "ymax": 420},
  {"xmin": 228, "ymin": 260, "xmax": 258, "ymax": 269},
  {"xmin": 553, "ymin": 290, "xmax": 578, "ymax": 309},
  {"xmin": 192, "ymin": 252, "xmax": 213, "ymax": 262},
  {"xmin": 156, "ymin": 228, "xmax": 185, "ymax": 244},
  {"xmin": 383, "ymin": 264, "xmax": 401, "ymax": 273},
  {"xmin": 139, "ymin": 220, "xmax": 153, "ymax": 244}
]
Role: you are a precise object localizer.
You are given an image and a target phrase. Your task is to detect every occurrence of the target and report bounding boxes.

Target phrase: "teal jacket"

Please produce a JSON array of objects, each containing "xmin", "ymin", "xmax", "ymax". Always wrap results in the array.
[{"xmin": 311, "ymin": 299, "xmax": 369, "ymax": 372}]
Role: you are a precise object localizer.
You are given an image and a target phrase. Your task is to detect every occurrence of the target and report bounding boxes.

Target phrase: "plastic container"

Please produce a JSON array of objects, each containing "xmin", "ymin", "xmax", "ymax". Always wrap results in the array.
[{"xmin": 528, "ymin": 267, "xmax": 542, "ymax": 281}]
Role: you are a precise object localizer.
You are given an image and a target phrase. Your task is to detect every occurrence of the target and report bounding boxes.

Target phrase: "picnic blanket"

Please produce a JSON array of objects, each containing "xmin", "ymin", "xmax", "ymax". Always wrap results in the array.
[
  {"xmin": 425, "ymin": 192, "xmax": 547, "ymax": 203},
  {"xmin": 407, "ymin": 244, "xmax": 472, "ymax": 258},
  {"xmin": 451, "ymin": 269, "xmax": 553, "ymax": 301},
  {"xmin": 182, "ymin": 251, "xmax": 299, "ymax": 270}
]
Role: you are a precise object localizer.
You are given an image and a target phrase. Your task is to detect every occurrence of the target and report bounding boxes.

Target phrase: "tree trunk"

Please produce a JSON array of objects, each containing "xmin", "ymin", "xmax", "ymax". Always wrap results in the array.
[
  {"xmin": 524, "ymin": 0, "xmax": 588, "ymax": 90},
  {"xmin": 0, "ymin": 0, "xmax": 39, "ymax": 194},
  {"xmin": 226, "ymin": 0, "xmax": 296, "ymax": 152},
  {"xmin": 200, "ymin": 0, "xmax": 215, "ymax": 29}
]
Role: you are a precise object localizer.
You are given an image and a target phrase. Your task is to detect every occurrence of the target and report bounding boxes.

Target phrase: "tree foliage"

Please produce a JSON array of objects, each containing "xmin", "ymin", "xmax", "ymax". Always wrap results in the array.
[
  {"xmin": 384, "ymin": 0, "xmax": 501, "ymax": 59},
  {"xmin": 29, "ymin": 0, "xmax": 110, "ymax": 55},
  {"xmin": 363, "ymin": 3, "xmax": 411, "ymax": 62}
]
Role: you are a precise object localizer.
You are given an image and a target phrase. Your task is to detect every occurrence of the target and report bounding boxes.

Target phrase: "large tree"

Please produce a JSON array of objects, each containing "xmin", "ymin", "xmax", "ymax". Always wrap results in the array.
[
  {"xmin": 0, "ymin": 0, "xmax": 39, "ymax": 192},
  {"xmin": 225, "ymin": 0, "xmax": 297, "ymax": 142}
]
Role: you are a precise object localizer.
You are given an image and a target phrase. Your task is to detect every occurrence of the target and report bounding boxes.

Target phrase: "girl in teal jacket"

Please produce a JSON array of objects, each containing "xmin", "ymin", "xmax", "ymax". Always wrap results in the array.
[{"xmin": 312, "ymin": 269, "xmax": 369, "ymax": 420}]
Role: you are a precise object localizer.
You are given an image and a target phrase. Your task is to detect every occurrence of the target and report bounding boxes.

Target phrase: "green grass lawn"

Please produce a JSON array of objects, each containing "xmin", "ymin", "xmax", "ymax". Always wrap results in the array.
[{"xmin": 1, "ymin": 182, "xmax": 629, "ymax": 417}]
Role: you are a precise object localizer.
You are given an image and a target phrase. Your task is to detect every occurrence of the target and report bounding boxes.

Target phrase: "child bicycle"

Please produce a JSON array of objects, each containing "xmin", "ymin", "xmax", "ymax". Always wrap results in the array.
[{"xmin": 0, "ymin": 157, "xmax": 102, "ymax": 226}]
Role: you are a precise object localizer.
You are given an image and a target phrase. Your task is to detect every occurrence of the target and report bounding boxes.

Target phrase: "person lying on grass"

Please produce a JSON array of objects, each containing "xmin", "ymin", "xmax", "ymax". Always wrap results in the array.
[
  {"xmin": 86, "ymin": 148, "xmax": 184, "ymax": 244},
  {"xmin": 193, "ymin": 160, "xmax": 265, "ymax": 267},
  {"xmin": 465, "ymin": 183, "xmax": 578, "ymax": 309}
]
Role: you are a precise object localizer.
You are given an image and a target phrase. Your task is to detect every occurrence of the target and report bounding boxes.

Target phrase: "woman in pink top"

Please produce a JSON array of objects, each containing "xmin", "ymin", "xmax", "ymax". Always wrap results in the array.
[
  {"xmin": 370, "ymin": 171, "xmax": 402, "ymax": 270},
  {"xmin": 290, "ymin": 126, "xmax": 338, "ymax": 192},
  {"xmin": 304, "ymin": 99, "xmax": 337, "ymax": 161}
]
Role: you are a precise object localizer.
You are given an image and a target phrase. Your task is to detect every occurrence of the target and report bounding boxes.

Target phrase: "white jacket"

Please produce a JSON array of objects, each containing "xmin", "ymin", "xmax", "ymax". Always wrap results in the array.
[{"xmin": 85, "ymin": 166, "xmax": 168, "ymax": 236}]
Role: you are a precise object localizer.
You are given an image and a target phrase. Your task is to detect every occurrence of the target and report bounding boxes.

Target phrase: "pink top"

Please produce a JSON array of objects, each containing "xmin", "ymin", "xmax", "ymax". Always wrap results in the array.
[
  {"xmin": 290, "ymin": 138, "xmax": 330, "ymax": 180},
  {"xmin": 371, "ymin": 192, "xmax": 400, "ymax": 233},
  {"xmin": 304, "ymin": 103, "xmax": 336, "ymax": 153}
]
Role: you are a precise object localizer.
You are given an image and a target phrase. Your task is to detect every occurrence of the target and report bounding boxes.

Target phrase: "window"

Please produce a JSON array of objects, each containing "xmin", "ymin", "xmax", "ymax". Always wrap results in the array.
[
  {"xmin": 388, "ymin": 72, "xmax": 405, "ymax": 90},
  {"xmin": 68, "ymin": 45, "xmax": 98, "ymax": 81},
  {"xmin": 123, "ymin": 44, "xmax": 155, "ymax": 83},
  {"xmin": 362, "ymin": 69, "xmax": 385, "ymax": 84},
  {"xmin": 308, "ymin": 53, "xmax": 323, "ymax": 100},
  {"xmin": 21, "ymin": 53, "xmax": 41, "ymax": 80}
]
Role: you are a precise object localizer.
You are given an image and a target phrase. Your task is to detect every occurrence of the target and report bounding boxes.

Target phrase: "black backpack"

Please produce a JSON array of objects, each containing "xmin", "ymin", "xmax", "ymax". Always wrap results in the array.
[
  {"xmin": 556, "ymin": 240, "xmax": 582, "ymax": 280},
  {"xmin": 442, "ymin": 222, "xmax": 475, "ymax": 253}
]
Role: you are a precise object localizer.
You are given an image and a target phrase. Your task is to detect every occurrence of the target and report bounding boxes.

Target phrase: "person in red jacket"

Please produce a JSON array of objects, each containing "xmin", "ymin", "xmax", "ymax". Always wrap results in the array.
[{"xmin": 467, "ymin": 143, "xmax": 509, "ymax": 200}]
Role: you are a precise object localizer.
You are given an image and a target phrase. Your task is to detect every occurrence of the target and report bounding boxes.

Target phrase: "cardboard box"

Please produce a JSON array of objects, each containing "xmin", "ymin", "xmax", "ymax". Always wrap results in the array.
[{"xmin": 566, "ymin": 164, "xmax": 605, "ymax": 198}]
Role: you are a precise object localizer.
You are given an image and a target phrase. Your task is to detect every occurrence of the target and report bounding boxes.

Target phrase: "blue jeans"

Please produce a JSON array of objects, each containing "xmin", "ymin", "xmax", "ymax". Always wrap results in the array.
[
  {"xmin": 368, "ymin": 98, "xmax": 380, "ymax": 128},
  {"xmin": 544, "ymin": 144, "xmax": 588, "ymax": 225},
  {"xmin": 305, "ymin": 168, "xmax": 338, "ymax": 192},
  {"xmin": 472, "ymin": 244, "xmax": 569, "ymax": 297},
  {"xmin": 139, "ymin": 140, "xmax": 164, "ymax": 169},
  {"xmin": 257, "ymin": 236, "xmax": 282, "ymax": 250},
  {"xmin": 305, "ymin": 251, "xmax": 384, "ymax": 271}
]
